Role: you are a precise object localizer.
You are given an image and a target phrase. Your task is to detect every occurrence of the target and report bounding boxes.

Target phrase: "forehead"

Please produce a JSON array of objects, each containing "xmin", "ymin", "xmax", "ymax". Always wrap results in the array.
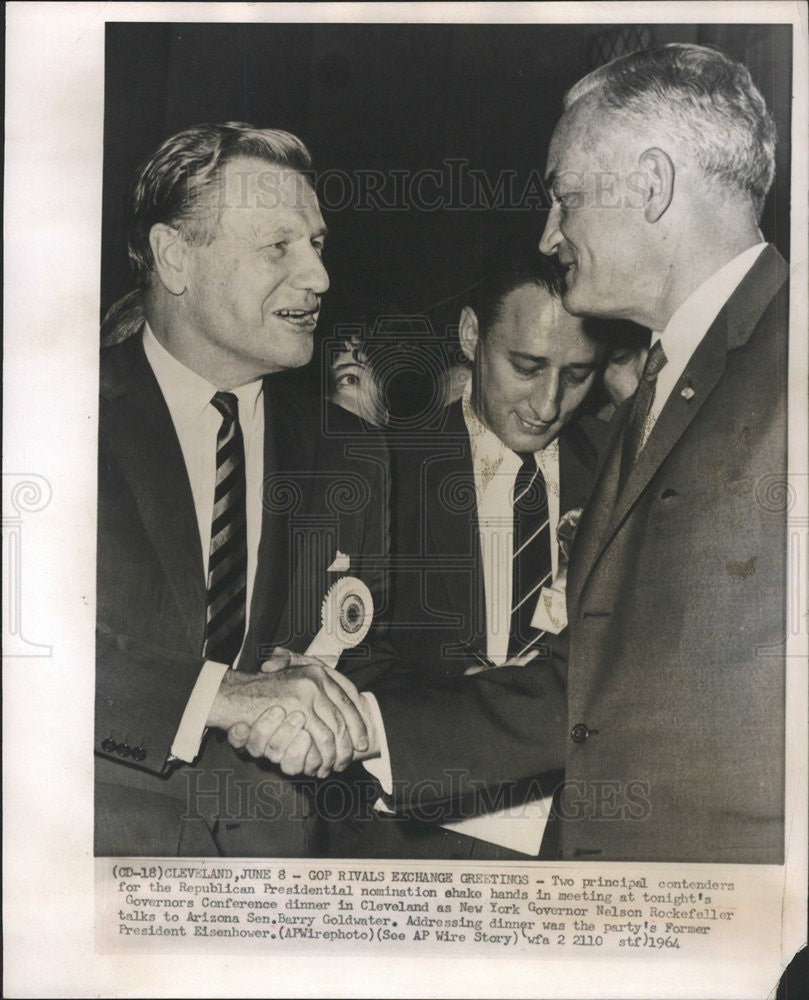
[
  {"xmin": 546, "ymin": 97, "xmax": 604, "ymax": 177},
  {"xmin": 488, "ymin": 284, "xmax": 598, "ymax": 360},
  {"xmin": 217, "ymin": 156, "xmax": 323, "ymax": 225}
]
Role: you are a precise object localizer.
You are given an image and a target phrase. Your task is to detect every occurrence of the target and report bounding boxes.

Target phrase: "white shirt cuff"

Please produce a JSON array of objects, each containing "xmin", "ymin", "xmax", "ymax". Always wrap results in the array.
[
  {"xmin": 169, "ymin": 659, "xmax": 230, "ymax": 762},
  {"xmin": 360, "ymin": 692, "xmax": 395, "ymax": 812}
]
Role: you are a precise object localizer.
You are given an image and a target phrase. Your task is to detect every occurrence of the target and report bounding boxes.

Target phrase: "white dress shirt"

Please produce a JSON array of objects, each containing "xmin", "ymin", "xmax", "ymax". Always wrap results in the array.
[
  {"xmin": 460, "ymin": 384, "xmax": 561, "ymax": 665},
  {"xmin": 142, "ymin": 324, "xmax": 265, "ymax": 762},
  {"xmin": 640, "ymin": 243, "xmax": 767, "ymax": 451}
]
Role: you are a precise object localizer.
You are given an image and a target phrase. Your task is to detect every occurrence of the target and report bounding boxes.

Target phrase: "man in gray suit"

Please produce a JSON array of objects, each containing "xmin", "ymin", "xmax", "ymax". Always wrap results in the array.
[{"xmin": 237, "ymin": 44, "xmax": 788, "ymax": 864}]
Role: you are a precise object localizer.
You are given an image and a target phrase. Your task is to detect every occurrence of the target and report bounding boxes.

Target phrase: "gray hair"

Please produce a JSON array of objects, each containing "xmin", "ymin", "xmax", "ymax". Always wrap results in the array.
[
  {"xmin": 564, "ymin": 44, "xmax": 775, "ymax": 216},
  {"xmin": 125, "ymin": 122, "xmax": 313, "ymax": 286}
]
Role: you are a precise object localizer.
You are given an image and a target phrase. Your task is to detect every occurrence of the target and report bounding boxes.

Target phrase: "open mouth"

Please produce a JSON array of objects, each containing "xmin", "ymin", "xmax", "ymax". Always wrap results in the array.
[
  {"xmin": 274, "ymin": 308, "xmax": 319, "ymax": 328},
  {"xmin": 516, "ymin": 414, "xmax": 552, "ymax": 433}
]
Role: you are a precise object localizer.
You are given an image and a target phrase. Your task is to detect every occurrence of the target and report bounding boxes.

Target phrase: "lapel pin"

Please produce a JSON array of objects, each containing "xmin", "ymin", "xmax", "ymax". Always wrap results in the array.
[{"xmin": 680, "ymin": 383, "xmax": 695, "ymax": 401}]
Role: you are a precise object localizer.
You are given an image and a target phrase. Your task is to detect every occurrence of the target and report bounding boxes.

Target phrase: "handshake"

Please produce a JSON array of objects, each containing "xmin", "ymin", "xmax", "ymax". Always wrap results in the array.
[{"xmin": 207, "ymin": 648, "xmax": 379, "ymax": 779}]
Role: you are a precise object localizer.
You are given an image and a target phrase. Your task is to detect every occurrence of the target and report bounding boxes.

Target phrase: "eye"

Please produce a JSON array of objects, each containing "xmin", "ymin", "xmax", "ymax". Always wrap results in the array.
[
  {"xmin": 312, "ymin": 237, "xmax": 326, "ymax": 256},
  {"xmin": 262, "ymin": 241, "xmax": 287, "ymax": 257},
  {"xmin": 336, "ymin": 372, "xmax": 360, "ymax": 387},
  {"xmin": 563, "ymin": 369, "xmax": 593, "ymax": 385},
  {"xmin": 609, "ymin": 350, "xmax": 634, "ymax": 366},
  {"xmin": 512, "ymin": 363, "xmax": 538, "ymax": 377}
]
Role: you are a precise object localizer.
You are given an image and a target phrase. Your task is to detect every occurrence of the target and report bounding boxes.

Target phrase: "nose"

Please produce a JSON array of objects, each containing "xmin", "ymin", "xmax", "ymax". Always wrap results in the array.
[
  {"xmin": 539, "ymin": 202, "xmax": 562, "ymax": 256},
  {"xmin": 292, "ymin": 244, "xmax": 330, "ymax": 296},
  {"xmin": 529, "ymin": 370, "xmax": 561, "ymax": 424}
]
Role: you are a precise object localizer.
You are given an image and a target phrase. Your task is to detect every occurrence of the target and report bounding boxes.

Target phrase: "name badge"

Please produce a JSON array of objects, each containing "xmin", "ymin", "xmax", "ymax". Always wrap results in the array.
[{"xmin": 531, "ymin": 583, "xmax": 567, "ymax": 634}]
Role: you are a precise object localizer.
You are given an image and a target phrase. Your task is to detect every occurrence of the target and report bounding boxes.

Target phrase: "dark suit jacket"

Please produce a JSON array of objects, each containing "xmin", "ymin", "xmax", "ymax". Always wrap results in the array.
[
  {"xmin": 325, "ymin": 401, "xmax": 609, "ymax": 858},
  {"xmin": 95, "ymin": 333, "xmax": 389, "ymax": 856},
  {"xmin": 375, "ymin": 246, "xmax": 788, "ymax": 864},
  {"xmin": 384, "ymin": 399, "xmax": 608, "ymax": 682}
]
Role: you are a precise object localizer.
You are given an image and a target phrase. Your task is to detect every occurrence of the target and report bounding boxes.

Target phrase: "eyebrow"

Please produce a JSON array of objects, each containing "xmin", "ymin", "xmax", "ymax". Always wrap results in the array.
[
  {"xmin": 255, "ymin": 223, "xmax": 329, "ymax": 241},
  {"xmin": 333, "ymin": 361, "xmax": 365, "ymax": 371},
  {"xmin": 509, "ymin": 351, "xmax": 596, "ymax": 369}
]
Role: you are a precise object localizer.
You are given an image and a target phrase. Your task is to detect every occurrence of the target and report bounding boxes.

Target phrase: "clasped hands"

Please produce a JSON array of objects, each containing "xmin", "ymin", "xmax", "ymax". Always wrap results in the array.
[{"xmin": 208, "ymin": 648, "xmax": 377, "ymax": 779}]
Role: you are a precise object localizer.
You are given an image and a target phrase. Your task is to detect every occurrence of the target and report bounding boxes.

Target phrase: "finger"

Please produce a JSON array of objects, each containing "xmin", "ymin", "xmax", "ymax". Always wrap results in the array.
[
  {"xmin": 463, "ymin": 664, "xmax": 488, "ymax": 676},
  {"xmin": 279, "ymin": 729, "xmax": 315, "ymax": 777},
  {"xmin": 303, "ymin": 743, "xmax": 323, "ymax": 776},
  {"xmin": 311, "ymin": 691, "xmax": 353, "ymax": 772},
  {"xmin": 245, "ymin": 705, "xmax": 286, "ymax": 757},
  {"xmin": 261, "ymin": 647, "xmax": 293, "ymax": 673},
  {"xmin": 264, "ymin": 711, "xmax": 307, "ymax": 764},
  {"xmin": 504, "ymin": 649, "xmax": 541, "ymax": 668},
  {"xmin": 227, "ymin": 720, "xmax": 250, "ymax": 748},
  {"xmin": 301, "ymin": 708, "xmax": 338, "ymax": 775},
  {"xmin": 320, "ymin": 673, "xmax": 369, "ymax": 753}
]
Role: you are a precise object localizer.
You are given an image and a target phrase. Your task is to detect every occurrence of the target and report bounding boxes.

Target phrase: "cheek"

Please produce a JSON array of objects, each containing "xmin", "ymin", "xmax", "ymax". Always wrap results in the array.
[{"xmin": 560, "ymin": 381, "xmax": 592, "ymax": 416}]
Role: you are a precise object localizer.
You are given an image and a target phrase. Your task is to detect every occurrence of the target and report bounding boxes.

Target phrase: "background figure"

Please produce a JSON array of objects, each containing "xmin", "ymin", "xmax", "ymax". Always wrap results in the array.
[
  {"xmin": 595, "ymin": 322, "xmax": 652, "ymax": 419},
  {"xmin": 327, "ymin": 334, "xmax": 388, "ymax": 427}
]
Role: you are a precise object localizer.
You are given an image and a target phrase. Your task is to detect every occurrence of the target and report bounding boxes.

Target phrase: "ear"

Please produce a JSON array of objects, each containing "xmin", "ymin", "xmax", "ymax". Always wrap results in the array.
[
  {"xmin": 148, "ymin": 223, "xmax": 188, "ymax": 295},
  {"xmin": 638, "ymin": 147, "xmax": 674, "ymax": 223},
  {"xmin": 458, "ymin": 306, "xmax": 480, "ymax": 363}
]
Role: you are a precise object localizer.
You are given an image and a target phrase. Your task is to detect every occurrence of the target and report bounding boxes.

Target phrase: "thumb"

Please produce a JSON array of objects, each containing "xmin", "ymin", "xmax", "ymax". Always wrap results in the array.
[
  {"xmin": 261, "ymin": 646, "xmax": 293, "ymax": 673},
  {"xmin": 227, "ymin": 721, "xmax": 250, "ymax": 748}
]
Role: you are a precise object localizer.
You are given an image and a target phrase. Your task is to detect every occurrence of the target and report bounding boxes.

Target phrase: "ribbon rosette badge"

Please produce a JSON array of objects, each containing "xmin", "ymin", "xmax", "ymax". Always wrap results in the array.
[{"xmin": 305, "ymin": 576, "xmax": 374, "ymax": 666}]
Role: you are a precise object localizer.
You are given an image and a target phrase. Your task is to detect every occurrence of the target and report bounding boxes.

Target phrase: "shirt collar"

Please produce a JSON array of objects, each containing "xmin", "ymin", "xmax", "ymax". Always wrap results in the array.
[
  {"xmin": 460, "ymin": 380, "xmax": 559, "ymax": 489},
  {"xmin": 654, "ymin": 242, "xmax": 767, "ymax": 371},
  {"xmin": 143, "ymin": 322, "xmax": 263, "ymax": 422}
]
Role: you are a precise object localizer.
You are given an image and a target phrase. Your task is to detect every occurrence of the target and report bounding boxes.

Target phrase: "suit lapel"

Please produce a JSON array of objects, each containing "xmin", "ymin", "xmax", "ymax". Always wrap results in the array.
[
  {"xmin": 244, "ymin": 379, "xmax": 318, "ymax": 662},
  {"xmin": 568, "ymin": 244, "xmax": 788, "ymax": 611},
  {"xmin": 100, "ymin": 335, "xmax": 207, "ymax": 653},
  {"xmin": 558, "ymin": 420, "xmax": 602, "ymax": 513},
  {"xmin": 424, "ymin": 402, "xmax": 486, "ymax": 651},
  {"xmin": 566, "ymin": 411, "xmax": 625, "ymax": 610}
]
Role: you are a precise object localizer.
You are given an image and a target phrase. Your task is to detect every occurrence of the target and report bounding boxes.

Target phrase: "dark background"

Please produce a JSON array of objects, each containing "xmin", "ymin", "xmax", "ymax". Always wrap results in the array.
[{"xmin": 102, "ymin": 21, "xmax": 792, "ymax": 386}]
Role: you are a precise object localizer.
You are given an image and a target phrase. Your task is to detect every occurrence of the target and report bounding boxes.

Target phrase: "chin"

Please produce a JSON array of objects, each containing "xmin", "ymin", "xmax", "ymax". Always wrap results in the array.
[{"xmin": 561, "ymin": 287, "xmax": 591, "ymax": 317}]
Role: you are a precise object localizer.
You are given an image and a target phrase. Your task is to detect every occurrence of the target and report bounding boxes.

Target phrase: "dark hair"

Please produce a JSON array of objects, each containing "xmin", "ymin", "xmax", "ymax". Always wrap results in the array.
[
  {"xmin": 472, "ymin": 245, "xmax": 568, "ymax": 335},
  {"xmin": 125, "ymin": 122, "xmax": 313, "ymax": 287}
]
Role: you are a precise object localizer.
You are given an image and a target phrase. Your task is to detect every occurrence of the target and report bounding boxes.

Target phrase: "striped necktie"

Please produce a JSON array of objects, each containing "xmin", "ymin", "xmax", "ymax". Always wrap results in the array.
[
  {"xmin": 508, "ymin": 452, "xmax": 552, "ymax": 659},
  {"xmin": 203, "ymin": 391, "xmax": 247, "ymax": 666}
]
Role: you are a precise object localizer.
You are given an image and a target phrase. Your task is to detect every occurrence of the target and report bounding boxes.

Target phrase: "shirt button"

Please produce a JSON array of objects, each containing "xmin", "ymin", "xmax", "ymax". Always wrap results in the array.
[{"xmin": 570, "ymin": 723, "xmax": 590, "ymax": 744}]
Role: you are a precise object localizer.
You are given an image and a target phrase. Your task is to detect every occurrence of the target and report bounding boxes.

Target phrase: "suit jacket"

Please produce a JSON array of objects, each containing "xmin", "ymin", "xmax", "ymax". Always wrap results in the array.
[
  {"xmin": 95, "ymin": 333, "xmax": 389, "ymax": 855},
  {"xmin": 376, "ymin": 246, "xmax": 788, "ymax": 864},
  {"xmin": 383, "ymin": 399, "xmax": 610, "ymax": 682}
]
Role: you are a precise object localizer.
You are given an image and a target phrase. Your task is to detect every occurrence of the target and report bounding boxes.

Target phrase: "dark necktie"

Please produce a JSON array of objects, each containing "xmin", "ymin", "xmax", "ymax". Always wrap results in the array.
[
  {"xmin": 203, "ymin": 391, "xmax": 247, "ymax": 665},
  {"xmin": 619, "ymin": 339, "xmax": 668, "ymax": 490},
  {"xmin": 508, "ymin": 453, "xmax": 552, "ymax": 659}
]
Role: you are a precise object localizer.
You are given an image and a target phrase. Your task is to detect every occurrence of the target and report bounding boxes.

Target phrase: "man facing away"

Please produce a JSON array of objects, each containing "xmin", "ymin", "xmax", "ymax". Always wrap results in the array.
[
  {"xmin": 96, "ymin": 123, "xmax": 387, "ymax": 856},
  {"xmin": 234, "ymin": 43, "xmax": 788, "ymax": 864}
]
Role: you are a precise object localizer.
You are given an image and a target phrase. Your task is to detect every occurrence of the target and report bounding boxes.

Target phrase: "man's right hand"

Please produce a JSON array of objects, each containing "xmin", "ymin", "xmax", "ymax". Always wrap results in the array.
[
  {"xmin": 208, "ymin": 649, "xmax": 369, "ymax": 778},
  {"xmin": 226, "ymin": 653, "xmax": 380, "ymax": 778}
]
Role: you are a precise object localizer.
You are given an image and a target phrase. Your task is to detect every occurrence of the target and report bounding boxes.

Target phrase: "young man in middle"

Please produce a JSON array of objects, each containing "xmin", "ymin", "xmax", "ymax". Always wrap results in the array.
[{"xmin": 323, "ymin": 247, "xmax": 614, "ymax": 859}]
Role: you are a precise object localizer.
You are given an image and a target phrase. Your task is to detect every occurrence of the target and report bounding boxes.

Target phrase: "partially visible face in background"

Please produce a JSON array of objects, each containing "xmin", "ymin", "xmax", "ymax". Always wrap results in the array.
[
  {"xmin": 602, "ymin": 344, "xmax": 648, "ymax": 408},
  {"xmin": 329, "ymin": 337, "xmax": 388, "ymax": 427}
]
